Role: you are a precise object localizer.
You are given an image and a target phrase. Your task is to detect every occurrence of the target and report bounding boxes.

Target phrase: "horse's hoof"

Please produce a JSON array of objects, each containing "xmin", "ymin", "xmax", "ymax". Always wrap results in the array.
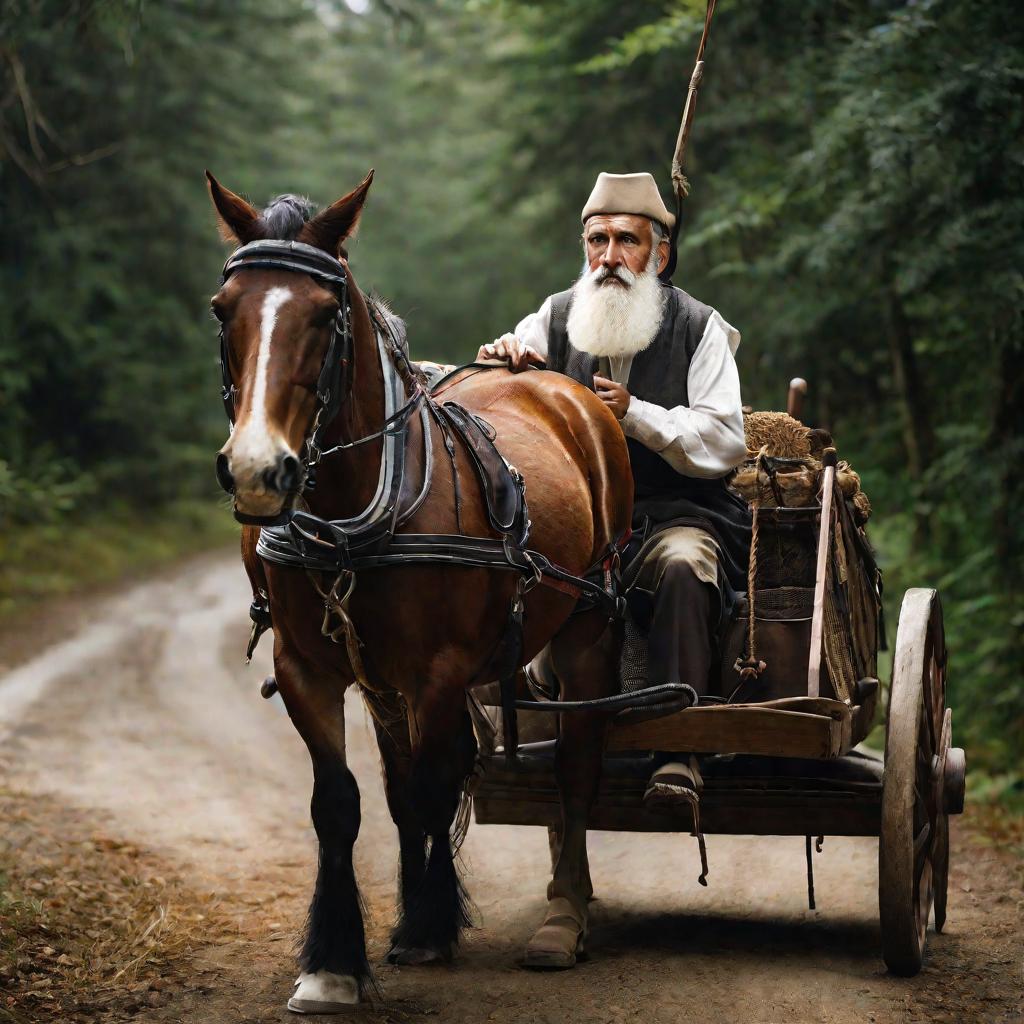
[
  {"xmin": 522, "ymin": 946, "xmax": 579, "ymax": 969},
  {"xmin": 522, "ymin": 897, "xmax": 586, "ymax": 971},
  {"xmin": 385, "ymin": 944, "xmax": 451, "ymax": 966},
  {"xmin": 287, "ymin": 971, "xmax": 360, "ymax": 1014},
  {"xmin": 522, "ymin": 931, "xmax": 586, "ymax": 970}
]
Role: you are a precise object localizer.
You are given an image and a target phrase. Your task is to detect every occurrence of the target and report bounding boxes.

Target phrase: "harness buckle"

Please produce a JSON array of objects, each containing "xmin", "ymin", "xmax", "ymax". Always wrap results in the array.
[{"xmin": 305, "ymin": 406, "xmax": 325, "ymax": 467}]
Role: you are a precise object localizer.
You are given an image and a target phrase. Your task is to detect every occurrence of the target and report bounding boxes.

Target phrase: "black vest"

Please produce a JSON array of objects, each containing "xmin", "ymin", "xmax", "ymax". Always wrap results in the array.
[{"xmin": 547, "ymin": 283, "xmax": 751, "ymax": 592}]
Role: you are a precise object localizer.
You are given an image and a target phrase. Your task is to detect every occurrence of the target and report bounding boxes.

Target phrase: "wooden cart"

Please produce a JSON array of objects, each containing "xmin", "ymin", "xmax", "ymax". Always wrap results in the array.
[{"xmin": 472, "ymin": 397, "xmax": 966, "ymax": 977}]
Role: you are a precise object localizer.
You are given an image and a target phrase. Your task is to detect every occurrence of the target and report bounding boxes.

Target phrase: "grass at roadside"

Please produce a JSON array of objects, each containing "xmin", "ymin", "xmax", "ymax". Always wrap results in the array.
[
  {"xmin": 0, "ymin": 784, "xmax": 226, "ymax": 1024},
  {"xmin": 0, "ymin": 498, "xmax": 239, "ymax": 624}
]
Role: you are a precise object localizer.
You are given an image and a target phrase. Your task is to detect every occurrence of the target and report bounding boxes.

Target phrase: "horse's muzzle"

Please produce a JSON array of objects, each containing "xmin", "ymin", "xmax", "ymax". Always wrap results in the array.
[{"xmin": 217, "ymin": 438, "xmax": 303, "ymax": 525}]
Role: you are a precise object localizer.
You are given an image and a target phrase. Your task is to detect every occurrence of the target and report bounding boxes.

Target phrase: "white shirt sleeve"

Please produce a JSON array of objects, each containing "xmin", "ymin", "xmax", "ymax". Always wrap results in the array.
[
  {"xmin": 620, "ymin": 309, "xmax": 747, "ymax": 479},
  {"xmin": 503, "ymin": 296, "xmax": 552, "ymax": 360}
]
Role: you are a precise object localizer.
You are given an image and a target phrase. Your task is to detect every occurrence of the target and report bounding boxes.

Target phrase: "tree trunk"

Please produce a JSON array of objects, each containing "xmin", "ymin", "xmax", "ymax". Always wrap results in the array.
[
  {"xmin": 886, "ymin": 290, "xmax": 934, "ymax": 480},
  {"xmin": 990, "ymin": 331, "xmax": 1024, "ymax": 582},
  {"xmin": 886, "ymin": 289, "xmax": 934, "ymax": 543}
]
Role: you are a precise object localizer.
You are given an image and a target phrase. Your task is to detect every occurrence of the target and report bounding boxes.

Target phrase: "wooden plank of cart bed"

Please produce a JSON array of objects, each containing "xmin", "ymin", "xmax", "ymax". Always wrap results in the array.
[
  {"xmin": 474, "ymin": 792, "xmax": 881, "ymax": 836},
  {"xmin": 608, "ymin": 703, "xmax": 850, "ymax": 759}
]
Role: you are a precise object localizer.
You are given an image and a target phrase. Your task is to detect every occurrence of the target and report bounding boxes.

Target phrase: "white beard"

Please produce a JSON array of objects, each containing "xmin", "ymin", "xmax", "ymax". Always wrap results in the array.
[{"xmin": 566, "ymin": 258, "xmax": 667, "ymax": 358}]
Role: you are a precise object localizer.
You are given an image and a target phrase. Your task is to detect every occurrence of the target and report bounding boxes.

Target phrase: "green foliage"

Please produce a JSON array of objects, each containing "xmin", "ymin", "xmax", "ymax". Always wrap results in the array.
[
  {"xmin": 1, "ymin": 0, "xmax": 1021, "ymax": 791},
  {"xmin": 1, "ymin": 0, "xmax": 322, "ymax": 508}
]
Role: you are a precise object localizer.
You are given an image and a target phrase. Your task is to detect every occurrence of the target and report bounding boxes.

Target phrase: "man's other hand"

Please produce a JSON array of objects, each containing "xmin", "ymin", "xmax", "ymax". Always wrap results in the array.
[
  {"xmin": 594, "ymin": 375, "xmax": 630, "ymax": 420},
  {"xmin": 476, "ymin": 334, "xmax": 544, "ymax": 373}
]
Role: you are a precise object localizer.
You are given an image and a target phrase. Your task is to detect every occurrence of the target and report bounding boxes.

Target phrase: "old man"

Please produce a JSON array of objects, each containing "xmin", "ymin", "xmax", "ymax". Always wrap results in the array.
[{"xmin": 478, "ymin": 171, "xmax": 751, "ymax": 703}]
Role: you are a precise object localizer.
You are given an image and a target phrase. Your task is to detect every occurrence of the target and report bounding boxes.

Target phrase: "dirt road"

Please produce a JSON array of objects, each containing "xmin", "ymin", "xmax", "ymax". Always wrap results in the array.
[{"xmin": 1, "ymin": 555, "xmax": 1021, "ymax": 1023}]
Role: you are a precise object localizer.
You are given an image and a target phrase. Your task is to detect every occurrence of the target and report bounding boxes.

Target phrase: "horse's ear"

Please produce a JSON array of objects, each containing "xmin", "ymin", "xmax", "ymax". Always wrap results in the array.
[
  {"xmin": 299, "ymin": 169, "xmax": 374, "ymax": 257},
  {"xmin": 206, "ymin": 171, "xmax": 263, "ymax": 244}
]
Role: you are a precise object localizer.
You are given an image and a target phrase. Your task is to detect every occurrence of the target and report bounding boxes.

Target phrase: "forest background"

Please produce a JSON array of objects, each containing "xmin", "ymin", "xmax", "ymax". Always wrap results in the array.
[{"xmin": 1, "ymin": 0, "xmax": 1021, "ymax": 799}]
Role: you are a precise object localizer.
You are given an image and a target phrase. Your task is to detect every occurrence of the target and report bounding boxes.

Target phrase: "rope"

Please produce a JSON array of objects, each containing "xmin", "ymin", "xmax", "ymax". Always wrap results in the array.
[
  {"xmin": 805, "ymin": 835, "xmax": 816, "ymax": 910},
  {"xmin": 690, "ymin": 754, "xmax": 710, "ymax": 886},
  {"xmin": 734, "ymin": 445, "xmax": 768, "ymax": 685},
  {"xmin": 805, "ymin": 835, "xmax": 825, "ymax": 910}
]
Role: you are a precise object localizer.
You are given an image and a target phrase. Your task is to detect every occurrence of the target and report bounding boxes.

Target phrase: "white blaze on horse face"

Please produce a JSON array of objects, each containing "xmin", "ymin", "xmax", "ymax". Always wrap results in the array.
[
  {"xmin": 224, "ymin": 286, "xmax": 297, "ymax": 507},
  {"xmin": 249, "ymin": 286, "xmax": 293, "ymax": 434}
]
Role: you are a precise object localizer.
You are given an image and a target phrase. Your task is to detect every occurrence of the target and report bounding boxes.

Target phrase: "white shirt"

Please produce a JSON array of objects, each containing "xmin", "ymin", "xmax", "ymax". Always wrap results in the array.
[{"xmin": 511, "ymin": 295, "xmax": 747, "ymax": 479}]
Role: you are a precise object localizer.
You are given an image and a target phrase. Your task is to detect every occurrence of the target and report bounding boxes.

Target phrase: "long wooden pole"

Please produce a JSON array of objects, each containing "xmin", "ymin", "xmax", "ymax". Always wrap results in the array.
[
  {"xmin": 670, "ymin": 0, "xmax": 718, "ymax": 202},
  {"xmin": 662, "ymin": 0, "xmax": 718, "ymax": 282},
  {"xmin": 807, "ymin": 448, "xmax": 838, "ymax": 699}
]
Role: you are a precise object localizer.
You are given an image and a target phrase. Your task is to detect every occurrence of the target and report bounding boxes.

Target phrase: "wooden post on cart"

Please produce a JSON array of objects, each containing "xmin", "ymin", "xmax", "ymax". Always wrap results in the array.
[
  {"xmin": 807, "ymin": 448, "xmax": 838, "ymax": 698},
  {"xmin": 788, "ymin": 377, "xmax": 808, "ymax": 421}
]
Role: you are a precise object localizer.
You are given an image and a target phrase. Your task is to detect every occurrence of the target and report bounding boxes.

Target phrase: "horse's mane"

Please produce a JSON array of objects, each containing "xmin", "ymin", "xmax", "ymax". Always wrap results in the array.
[
  {"xmin": 259, "ymin": 194, "xmax": 315, "ymax": 240},
  {"xmin": 368, "ymin": 292, "xmax": 408, "ymax": 353}
]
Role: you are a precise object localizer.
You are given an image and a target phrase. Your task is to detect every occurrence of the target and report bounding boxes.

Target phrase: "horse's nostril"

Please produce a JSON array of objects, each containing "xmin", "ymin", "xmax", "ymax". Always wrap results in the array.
[
  {"xmin": 261, "ymin": 454, "xmax": 301, "ymax": 494},
  {"xmin": 278, "ymin": 454, "xmax": 301, "ymax": 493},
  {"xmin": 215, "ymin": 452, "xmax": 234, "ymax": 494}
]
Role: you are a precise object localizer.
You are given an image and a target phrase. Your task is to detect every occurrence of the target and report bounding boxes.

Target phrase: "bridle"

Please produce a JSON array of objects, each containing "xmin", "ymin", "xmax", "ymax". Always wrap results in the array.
[{"xmin": 216, "ymin": 238, "xmax": 425, "ymax": 525}]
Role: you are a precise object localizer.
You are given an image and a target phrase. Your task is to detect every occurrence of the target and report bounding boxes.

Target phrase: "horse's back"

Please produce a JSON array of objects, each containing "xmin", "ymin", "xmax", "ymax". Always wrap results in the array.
[{"xmin": 441, "ymin": 368, "xmax": 632, "ymax": 562}]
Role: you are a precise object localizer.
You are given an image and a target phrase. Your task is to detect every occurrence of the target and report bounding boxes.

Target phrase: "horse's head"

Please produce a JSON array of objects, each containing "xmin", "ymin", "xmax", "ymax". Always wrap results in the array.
[{"xmin": 207, "ymin": 171, "xmax": 373, "ymax": 521}]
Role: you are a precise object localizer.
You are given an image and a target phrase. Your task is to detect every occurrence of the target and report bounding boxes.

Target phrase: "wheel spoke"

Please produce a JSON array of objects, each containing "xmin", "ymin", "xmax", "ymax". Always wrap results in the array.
[
  {"xmin": 913, "ymin": 821, "xmax": 932, "ymax": 884},
  {"xmin": 920, "ymin": 633, "xmax": 939, "ymax": 739}
]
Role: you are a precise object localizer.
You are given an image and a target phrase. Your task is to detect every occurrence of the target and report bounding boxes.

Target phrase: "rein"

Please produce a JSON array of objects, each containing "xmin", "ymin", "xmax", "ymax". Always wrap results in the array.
[{"xmin": 309, "ymin": 388, "xmax": 425, "ymax": 457}]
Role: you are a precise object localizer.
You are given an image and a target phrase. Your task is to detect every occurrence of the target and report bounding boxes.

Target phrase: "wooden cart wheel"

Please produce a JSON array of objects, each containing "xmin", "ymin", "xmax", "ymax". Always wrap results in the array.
[{"xmin": 879, "ymin": 588, "xmax": 951, "ymax": 976}]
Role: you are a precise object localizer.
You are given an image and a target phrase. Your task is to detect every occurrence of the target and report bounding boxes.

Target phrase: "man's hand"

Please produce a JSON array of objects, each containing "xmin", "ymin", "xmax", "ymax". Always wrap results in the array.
[
  {"xmin": 476, "ymin": 333, "xmax": 544, "ymax": 373},
  {"xmin": 594, "ymin": 375, "xmax": 630, "ymax": 420}
]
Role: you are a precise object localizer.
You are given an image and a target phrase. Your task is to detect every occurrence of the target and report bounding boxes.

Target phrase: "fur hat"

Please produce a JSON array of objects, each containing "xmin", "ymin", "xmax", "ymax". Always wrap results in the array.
[{"xmin": 581, "ymin": 172, "xmax": 676, "ymax": 231}]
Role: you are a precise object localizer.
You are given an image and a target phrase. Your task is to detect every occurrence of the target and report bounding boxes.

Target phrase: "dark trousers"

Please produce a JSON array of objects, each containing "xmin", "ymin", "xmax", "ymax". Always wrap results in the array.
[{"xmin": 623, "ymin": 526, "xmax": 721, "ymax": 696}]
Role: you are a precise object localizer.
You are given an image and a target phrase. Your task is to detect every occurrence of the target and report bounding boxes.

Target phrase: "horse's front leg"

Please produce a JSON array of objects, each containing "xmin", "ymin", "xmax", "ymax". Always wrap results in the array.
[
  {"xmin": 389, "ymin": 683, "xmax": 478, "ymax": 963},
  {"xmin": 360, "ymin": 686, "xmax": 439, "ymax": 965},
  {"xmin": 274, "ymin": 647, "xmax": 370, "ymax": 1012},
  {"xmin": 524, "ymin": 611, "xmax": 619, "ymax": 968}
]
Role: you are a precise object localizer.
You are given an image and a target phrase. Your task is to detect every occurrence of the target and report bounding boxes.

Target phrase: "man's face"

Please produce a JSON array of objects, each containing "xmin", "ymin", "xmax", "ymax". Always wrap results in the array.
[{"xmin": 583, "ymin": 214, "xmax": 668, "ymax": 285}]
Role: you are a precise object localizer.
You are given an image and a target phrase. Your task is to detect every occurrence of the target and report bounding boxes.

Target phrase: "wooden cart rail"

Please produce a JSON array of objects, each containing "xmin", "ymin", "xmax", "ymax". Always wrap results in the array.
[{"xmin": 607, "ymin": 692, "xmax": 877, "ymax": 760}]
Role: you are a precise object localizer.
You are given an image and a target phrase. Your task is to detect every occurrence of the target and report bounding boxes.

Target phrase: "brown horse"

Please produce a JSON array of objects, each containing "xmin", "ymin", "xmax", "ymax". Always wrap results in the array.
[{"xmin": 207, "ymin": 170, "xmax": 632, "ymax": 1012}]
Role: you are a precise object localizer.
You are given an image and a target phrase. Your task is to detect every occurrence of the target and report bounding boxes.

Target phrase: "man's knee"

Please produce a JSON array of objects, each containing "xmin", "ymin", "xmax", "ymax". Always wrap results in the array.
[
  {"xmin": 657, "ymin": 538, "xmax": 712, "ymax": 587},
  {"xmin": 658, "ymin": 550, "xmax": 700, "ymax": 585},
  {"xmin": 651, "ymin": 535, "xmax": 719, "ymax": 623}
]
